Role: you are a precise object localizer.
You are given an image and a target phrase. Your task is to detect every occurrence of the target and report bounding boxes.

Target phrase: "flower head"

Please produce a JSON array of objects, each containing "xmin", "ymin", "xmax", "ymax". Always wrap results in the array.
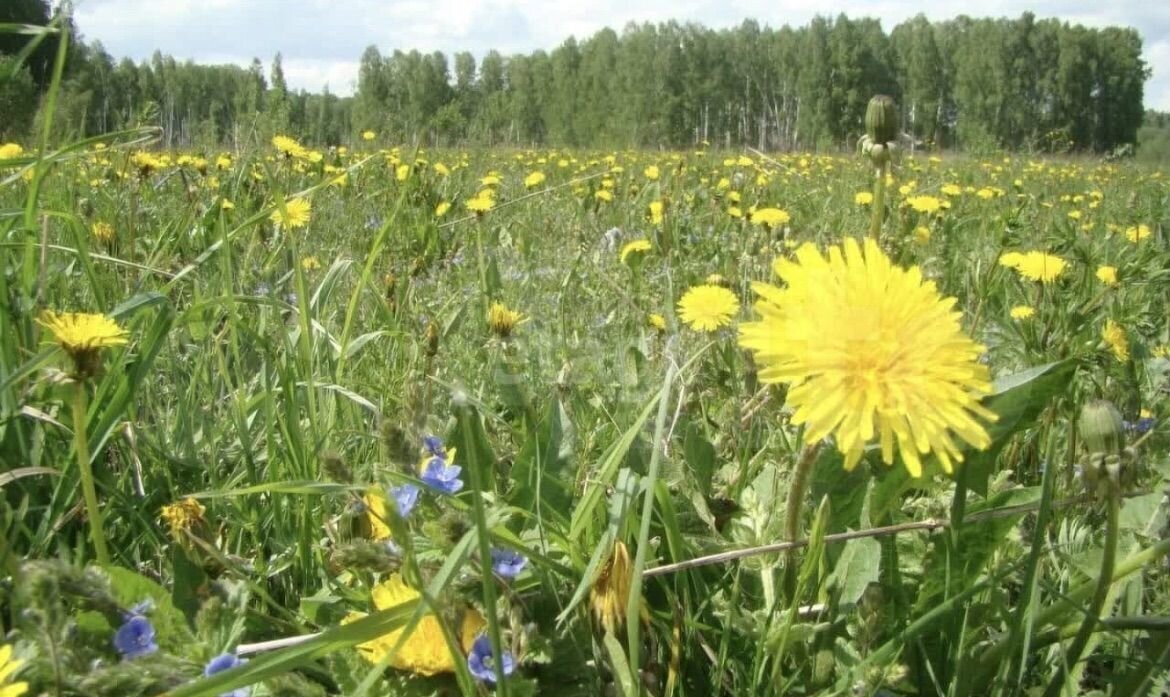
[
  {"xmin": 466, "ymin": 194, "xmax": 495, "ymax": 214},
  {"xmin": 906, "ymin": 195, "xmax": 943, "ymax": 214},
  {"xmin": 39, "ymin": 311, "xmax": 128, "ymax": 377},
  {"xmin": 361, "ymin": 130, "xmax": 376, "ymax": 141},
  {"xmin": 160, "ymin": 497, "xmax": 206, "ymax": 544},
  {"xmin": 590, "ymin": 540, "xmax": 635, "ymax": 636},
  {"xmin": 738, "ymin": 237, "xmax": 996, "ymax": 477},
  {"xmin": 467, "ymin": 634, "xmax": 516, "ymax": 685},
  {"xmin": 113, "ymin": 613, "xmax": 158, "ymax": 660},
  {"xmin": 677, "ymin": 284, "xmax": 738, "ymax": 332},
  {"xmin": 1102, "ymin": 319, "xmax": 1129, "ymax": 362},
  {"xmin": 854, "ymin": 191, "xmax": 874, "ymax": 205},
  {"xmin": 648, "ymin": 200, "xmax": 665, "ymax": 225},
  {"xmin": 270, "ymin": 197, "xmax": 311, "ymax": 229},
  {"xmin": 489, "ymin": 548, "xmax": 528, "ymax": 579},
  {"xmin": 648, "ymin": 313, "xmax": 667, "ymax": 332},
  {"xmin": 203, "ymin": 653, "xmax": 249, "ymax": 697},
  {"xmin": 91, "ymin": 222, "xmax": 115, "ymax": 243},
  {"xmin": 272, "ymin": 135, "xmax": 307, "ymax": 159},
  {"xmin": 488, "ymin": 301, "xmax": 525, "ymax": 338},
  {"xmin": 348, "ymin": 574, "xmax": 484, "ymax": 676},
  {"xmin": 0, "ymin": 644, "xmax": 28, "ymax": 697},
  {"xmin": 392, "ymin": 484, "xmax": 420, "ymax": 519},
  {"xmin": 524, "ymin": 171, "xmax": 545, "ymax": 188},
  {"xmin": 420, "ymin": 456, "xmax": 463, "ymax": 495},
  {"xmin": 620, "ymin": 239, "xmax": 651, "ymax": 265},
  {"xmin": 1124, "ymin": 224, "xmax": 1151, "ymax": 243},
  {"xmin": 1010, "ymin": 305, "xmax": 1035, "ymax": 320},
  {"xmin": 750, "ymin": 207, "xmax": 790, "ymax": 229},
  {"xmin": 1096, "ymin": 266, "xmax": 1118, "ymax": 286},
  {"xmin": 999, "ymin": 250, "xmax": 1067, "ymax": 283}
]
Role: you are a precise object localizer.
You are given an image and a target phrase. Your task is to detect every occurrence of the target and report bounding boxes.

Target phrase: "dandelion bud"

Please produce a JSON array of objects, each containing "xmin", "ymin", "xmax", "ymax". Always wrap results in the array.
[
  {"xmin": 1080, "ymin": 399, "xmax": 1125, "ymax": 457},
  {"xmin": 865, "ymin": 95, "xmax": 899, "ymax": 145}
]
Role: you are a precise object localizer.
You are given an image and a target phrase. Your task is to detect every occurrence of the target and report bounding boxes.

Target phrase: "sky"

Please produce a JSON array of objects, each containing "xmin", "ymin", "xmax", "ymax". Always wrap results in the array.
[{"xmin": 72, "ymin": 0, "xmax": 1170, "ymax": 110}]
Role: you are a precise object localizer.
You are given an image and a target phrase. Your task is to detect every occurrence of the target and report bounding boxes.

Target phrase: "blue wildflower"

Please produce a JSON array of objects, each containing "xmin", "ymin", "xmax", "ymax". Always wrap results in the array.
[
  {"xmin": 392, "ymin": 484, "xmax": 420, "ymax": 518},
  {"xmin": 420, "ymin": 456, "xmax": 463, "ymax": 495},
  {"xmin": 423, "ymin": 435, "xmax": 446, "ymax": 458},
  {"xmin": 113, "ymin": 614, "xmax": 158, "ymax": 660},
  {"xmin": 204, "ymin": 652, "xmax": 250, "ymax": 697},
  {"xmin": 490, "ymin": 548, "xmax": 528, "ymax": 580},
  {"xmin": 467, "ymin": 634, "xmax": 515, "ymax": 685}
]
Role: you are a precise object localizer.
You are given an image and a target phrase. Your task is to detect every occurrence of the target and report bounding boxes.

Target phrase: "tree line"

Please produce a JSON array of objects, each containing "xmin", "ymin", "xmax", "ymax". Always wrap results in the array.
[{"xmin": 1, "ymin": 3, "xmax": 1151, "ymax": 153}]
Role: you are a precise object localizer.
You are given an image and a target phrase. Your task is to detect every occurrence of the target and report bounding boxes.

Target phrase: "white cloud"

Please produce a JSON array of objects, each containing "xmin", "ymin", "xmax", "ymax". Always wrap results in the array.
[{"xmin": 72, "ymin": 0, "xmax": 1170, "ymax": 108}]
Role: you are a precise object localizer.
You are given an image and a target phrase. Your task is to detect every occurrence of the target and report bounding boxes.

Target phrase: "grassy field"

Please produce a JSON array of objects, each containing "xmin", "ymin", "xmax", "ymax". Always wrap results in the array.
[{"xmin": 1, "ymin": 129, "xmax": 1169, "ymax": 697}]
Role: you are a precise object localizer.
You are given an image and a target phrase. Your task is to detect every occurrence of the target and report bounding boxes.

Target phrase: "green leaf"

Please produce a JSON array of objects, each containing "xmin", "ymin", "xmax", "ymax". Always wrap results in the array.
[
  {"xmin": 964, "ymin": 360, "xmax": 1077, "ymax": 496},
  {"xmin": 682, "ymin": 421, "xmax": 716, "ymax": 497},
  {"xmin": 831, "ymin": 536, "xmax": 882, "ymax": 605},
  {"xmin": 99, "ymin": 564, "xmax": 195, "ymax": 651},
  {"xmin": 511, "ymin": 396, "xmax": 574, "ymax": 517}
]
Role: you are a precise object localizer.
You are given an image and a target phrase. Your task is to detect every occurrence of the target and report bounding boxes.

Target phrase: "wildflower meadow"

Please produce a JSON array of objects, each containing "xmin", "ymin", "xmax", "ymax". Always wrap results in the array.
[{"xmin": 2, "ymin": 11, "xmax": 1170, "ymax": 697}]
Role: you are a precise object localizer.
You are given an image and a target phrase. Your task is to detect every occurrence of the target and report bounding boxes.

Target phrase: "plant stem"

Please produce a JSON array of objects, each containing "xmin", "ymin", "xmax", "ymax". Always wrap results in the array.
[
  {"xmin": 72, "ymin": 381, "xmax": 110, "ymax": 565},
  {"xmin": 1041, "ymin": 491, "xmax": 1120, "ymax": 697},
  {"xmin": 784, "ymin": 442, "xmax": 821, "ymax": 545},
  {"xmin": 868, "ymin": 164, "xmax": 887, "ymax": 240}
]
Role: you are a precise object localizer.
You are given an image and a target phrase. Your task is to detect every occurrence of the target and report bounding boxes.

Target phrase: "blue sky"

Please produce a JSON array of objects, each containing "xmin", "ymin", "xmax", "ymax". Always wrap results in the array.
[{"xmin": 72, "ymin": 0, "xmax": 1170, "ymax": 110}]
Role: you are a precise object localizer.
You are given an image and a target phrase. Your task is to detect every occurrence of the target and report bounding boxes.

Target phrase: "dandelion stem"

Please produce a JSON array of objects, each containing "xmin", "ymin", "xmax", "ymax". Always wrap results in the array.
[
  {"xmin": 72, "ymin": 381, "xmax": 110, "ymax": 565},
  {"xmin": 784, "ymin": 442, "xmax": 821, "ymax": 547},
  {"xmin": 868, "ymin": 164, "xmax": 887, "ymax": 240},
  {"xmin": 1041, "ymin": 490, "xmax": 1120, "ymax": 697}
]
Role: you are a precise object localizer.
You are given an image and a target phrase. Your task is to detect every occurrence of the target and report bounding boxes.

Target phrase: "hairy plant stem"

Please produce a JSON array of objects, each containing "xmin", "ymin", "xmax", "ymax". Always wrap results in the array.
[
  {"xmin": 72, "ymin": 381, "xmax": 110, "ymax": 565},
  {"xmin": 868, "ymin": 163, "xmax": 887, "ymax": 240},
  {"xmin": 784, "ymin": 442, "xmax": 822, "ymax": 546}
]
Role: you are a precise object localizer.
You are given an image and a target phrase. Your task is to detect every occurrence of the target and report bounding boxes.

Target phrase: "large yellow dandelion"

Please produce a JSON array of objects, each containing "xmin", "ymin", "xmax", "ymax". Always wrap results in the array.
[
  {"xmin": 0, "ymin": 643, "xmax": 29, "ymax": 697},
  {"xmin": 738, "ymin": 238, "xmax": 996, "ymax": 477},
  {"xmin": 39, "ymin": 311, "xmax": 128, "ymax": 358},
  {"xmin": 620, "ymin": 239, "xmax": 651, "ymax": 265},
  {"xmin": 270, "ymin": 197, "xmax": 312, "ymax": 229},
  {"xmin": 999, "ymin": 250, "xmax": 1067, "ymax": 283},
  {"xmin": 345, "ymin": 574, "xmax": 484, "ymax": 676},
  {"xmin": 677, "ymin": 284, "xmax": 738, "ymax": 332},
  {"xmin": 1102, "ymin": 320, "xmax": 1129, "ymax": 362},
  {"xmin": 750, "ymin": 207, "xmax": 790, "ymax": 229}
]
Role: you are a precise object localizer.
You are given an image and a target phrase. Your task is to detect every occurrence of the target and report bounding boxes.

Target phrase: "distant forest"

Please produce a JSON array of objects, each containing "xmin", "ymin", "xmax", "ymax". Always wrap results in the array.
[{"xmin": 0, "ymin": 1, "xmax": 1154, "ymax": 153}]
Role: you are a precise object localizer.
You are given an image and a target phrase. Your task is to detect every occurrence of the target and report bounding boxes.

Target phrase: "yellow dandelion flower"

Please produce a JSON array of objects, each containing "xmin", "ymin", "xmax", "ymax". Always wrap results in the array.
[
  {"xmin": 590, "ymin": 541, "xmax": 637, "ymax": 636},
  {"xmin": 466, "ymin": 195, "xmax": 495, "ymax": 214},
  {"xmin": 220, "ymin": 199, "xmax": 235, "ymax": 210},
  {"xmin": 362, "ymin": 487, "xmax": 392, "ymax": 541},
  {"xmin": 941, "ymin": 184, "xmax": 962, "ymax": 197},
  {"xmin": 728, "ymin": 206, "xmax": 743, "ymax": 219},
  {"xmin": 999, "ymin": 250, "xmax": 1067, "ymax": 283},
  {"xmin": 435, "ymin": 201, "xmax": 451, "ymax": 217},
  {"xmin": 854, "ymin": 191, "xmax": 874, "ymax": 205},
  {"xmin": 644, "ymin": 164, "xmax": 660, "ymax": 181},
  {"xmin": 648, "ymin": 313, "xmax": 666, "ymax": 331},
  {"xmin": 0, "ymin": 143, "xmax": 24, "ymax": 161},
  {"xmin": 1096, "ymin": 266, "xmax": 1118, "ymax": 286},
  {"xmin": 91, "ymin": 222, "xmax": 115, "ymax": 243},
  {"xmin": 648, "ymin": 200, "xmax": 665, "ymax": 225},
  {"xmin": 906, "ymin": 195, "xmax": 943, "ymax": 214},
  {"xmin": 620, "ymin": 239, "xmax": 651, "ymax": 265},
  {"xmin": 347, "ymin": 574, "xmax": 484, "ymax": 676},
  {"xmin": 0, "ymin": 643, "xmax": 29, "ymax": 697},
  {"xmin": 1010, "ymin": 305, "xmax": 1035, "ymax": 320},
  {"xmin": 594, "ymin": 189, "xmax": 613, "ymax": 202},
  {"xmin": 270, "ymin": 197, "xmax": 312, "ymax": 229},
  {"xmin": 361, "ymin": 130, "xmax": 376, "ymax": 141},
  {"xmin": 1152, "ymin": 344, "xmax": 1170, "ymax": 360},
  {"xmin": 976, "ymin": 188, "xmax": 995, "ymax": 200},
  {"xmin": 913, "ymin": 226, "xmax": 931, "ymax": 244},
  {"xmin": 159, "ymin": 497, "xmax": 206, "ymax": 544},
  {"xmin": 1102, "ymin": 320, "xmax": 1129, "ymax": 362},
  {"xmin": 301, "ymin": 256, "xmax": 322, "ymax": 271},
  {"xmin": 272, "ymin": 135, "xmax": 306, "ymax": 159},
  {"xmin": 1125, "ymin": 224, "xmax": 1151, "ymax": 243},
  {"xmin": 488, "ymin": 302, "xmax": 525, "ymax": 338},
  {"xmin": 524, "ymin": 171, "xmax": 546, "ymax": 188},
  {"xmin": 677, "ymin": 284, "xmax": 738, "ymax": 332},
  {"xmin": 738, "ymin": 238, "xmax": 996, "ymax": 477},
  {"xmin": 750, "ymin": 207, "xmax": 790, "ymax": 229}
]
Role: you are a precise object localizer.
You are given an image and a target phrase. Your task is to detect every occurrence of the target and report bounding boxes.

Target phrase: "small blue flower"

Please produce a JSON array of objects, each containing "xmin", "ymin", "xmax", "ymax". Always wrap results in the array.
[
  {"xmin": 420, "ymin": 456, "xmax": 463, "ymax": 495},
  {"xmin": 392, "ymin": 484, "xmax": 420, "ymax": 518},
  {"xmin": 204, "ymin": 652, "xmax": 250, "ymax": 697},
  {"xmin": 113, "ymin": 614, "xmax": 158, "ymax": 660},
  {"xmin": 1124, "ymin": 417, "xmax": 1155, "ymax": 435},
  {"xmin": 467, "ymin": 634, "xmax": 515, "ymax": 685},
  {"xmin": 490, "ymin": 548, "xmax": 528, "ymax": 580},
  {"xmin": 423, "ymin": 435, "xmax": 446, "ymax": 458}
]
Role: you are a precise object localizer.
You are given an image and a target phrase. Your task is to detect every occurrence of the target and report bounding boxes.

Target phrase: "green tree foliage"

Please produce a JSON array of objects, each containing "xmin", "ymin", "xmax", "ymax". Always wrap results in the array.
[{"xmin": 1, "ymin": 11, "xmax": 1151, "ymax": 153}]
